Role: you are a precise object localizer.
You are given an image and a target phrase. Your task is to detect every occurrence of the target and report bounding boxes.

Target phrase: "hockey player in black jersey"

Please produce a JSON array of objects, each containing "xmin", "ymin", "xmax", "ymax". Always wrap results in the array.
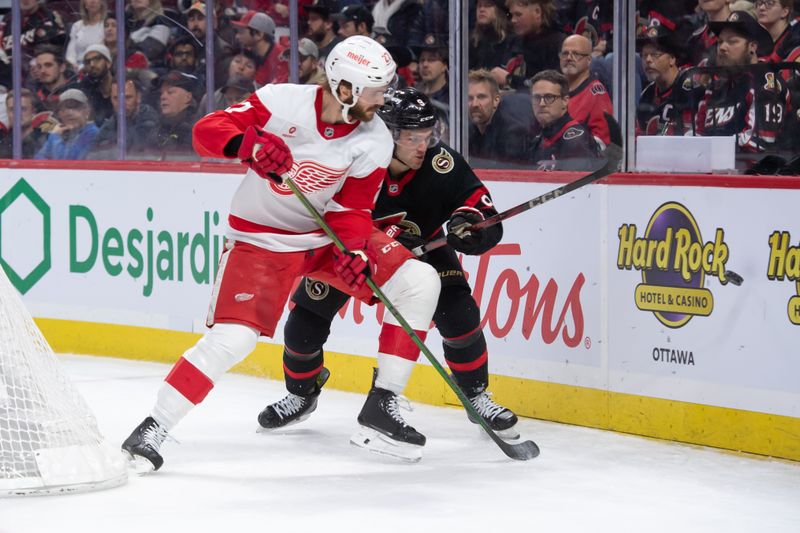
[{"xmin": 257, "ymin": 88, "xmax": 519, "ymax": 461}]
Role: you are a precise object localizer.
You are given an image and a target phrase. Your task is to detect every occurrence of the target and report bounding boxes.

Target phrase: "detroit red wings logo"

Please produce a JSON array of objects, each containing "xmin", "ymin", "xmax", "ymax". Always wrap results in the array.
[{"xmin": 268, "ymin": 160, "xmax": 347, "ymax": 196}]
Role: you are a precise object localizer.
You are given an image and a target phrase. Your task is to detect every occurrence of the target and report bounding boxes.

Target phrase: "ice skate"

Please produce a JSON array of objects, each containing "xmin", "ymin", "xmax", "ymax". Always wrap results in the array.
[
  {"xmin": 258, "ymin": 368, "xmax": 330, "ymax": 430},
  {"xmin": 467, "ymin": 389, "xmax": 520, "ymax": 440},
  {"xmin": 122, "ymin": 416, "xmax": 170, "ymax": 473},
  {"xmin": 350, "ymin": 383, "xmax": 425, "ymax": 463}
]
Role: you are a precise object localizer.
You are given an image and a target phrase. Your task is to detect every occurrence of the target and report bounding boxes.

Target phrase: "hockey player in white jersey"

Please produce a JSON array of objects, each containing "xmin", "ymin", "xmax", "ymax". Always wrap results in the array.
[{"xmin": 122, "ymin": 36, "xmax": 441, "ymax": 471}]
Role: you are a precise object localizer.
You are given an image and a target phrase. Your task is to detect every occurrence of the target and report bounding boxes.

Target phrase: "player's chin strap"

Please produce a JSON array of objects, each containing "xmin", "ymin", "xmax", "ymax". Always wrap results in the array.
[{"xmin": 331, "ymin": 91, "xmax": 357, "ymax": 124}]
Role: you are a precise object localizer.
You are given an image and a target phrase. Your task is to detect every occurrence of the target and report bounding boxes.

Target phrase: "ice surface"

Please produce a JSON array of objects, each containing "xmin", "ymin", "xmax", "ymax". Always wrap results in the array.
[{"xmin": 1, "ymin": 355, "xmax": 798, "ymax": 533}]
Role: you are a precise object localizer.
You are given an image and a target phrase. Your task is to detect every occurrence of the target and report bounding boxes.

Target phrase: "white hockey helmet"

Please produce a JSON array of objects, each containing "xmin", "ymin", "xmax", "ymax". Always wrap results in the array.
[{"xmin": 325, "ymin": 35, "xmax": 397, "ymax": 123}]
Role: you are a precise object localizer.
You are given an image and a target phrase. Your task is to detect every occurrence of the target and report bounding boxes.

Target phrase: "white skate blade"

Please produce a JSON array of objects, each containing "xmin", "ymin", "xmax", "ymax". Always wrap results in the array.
[
  {"xmin": 124, "ymin": 452, "xmax": 157, "ymax": 475},
  {"xmin": 350, "ymin": 427, "xmax": 423, "ymax": 463}
]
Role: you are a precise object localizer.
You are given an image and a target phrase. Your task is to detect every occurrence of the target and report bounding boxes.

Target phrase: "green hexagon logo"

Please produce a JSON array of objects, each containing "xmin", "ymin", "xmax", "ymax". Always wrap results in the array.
[{"xmin": 0, "ymin": 179, "xmax": 51, "ymax": 294}]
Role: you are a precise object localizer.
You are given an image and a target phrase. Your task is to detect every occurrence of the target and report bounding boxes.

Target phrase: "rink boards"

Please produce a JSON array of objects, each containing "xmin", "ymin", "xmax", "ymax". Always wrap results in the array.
[{"xmin": 1, "ymin": 161, "xmax": 798, "ymax": 461}]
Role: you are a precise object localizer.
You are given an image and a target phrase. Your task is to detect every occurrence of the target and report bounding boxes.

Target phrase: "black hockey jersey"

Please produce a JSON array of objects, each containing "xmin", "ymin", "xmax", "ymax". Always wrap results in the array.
[
  {"xmin": 637, "ymin": 70, "xmax": 699, "ymax": 136},
  {"xmin": 695, "ymin": 65, "xmax": 789, "ymax": 153},
  {"xmin": 527, "ymin": 112, "xmax": 602, "ymax": 170},
  {"xmin": 373, "ymin": 143, "xmax": 501, "ymax": 244}
]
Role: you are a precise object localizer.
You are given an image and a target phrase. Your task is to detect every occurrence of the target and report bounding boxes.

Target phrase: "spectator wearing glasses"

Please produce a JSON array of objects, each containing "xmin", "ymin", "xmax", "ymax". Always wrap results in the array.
[
  {"xmin": 696, "ymin": 11, "xmax": 789, "ymax": 152},
  {"xmin": 757, "ymin": 0, "xmax": 800, "ymax": 62},
  {"xmin": 559, "ymin": 34, "xmax": 612, "ymax": 147},
  {"xmin": 78, "ymin": 44, "xmax": 115, "ymax": 126},
  {"xmin": 527, "ymin": 69, "xmax": 600, "ymax": 170},
  {"xmin": 636, "ymin": 25, "xmax": 696, "ymax": 136},
  {"xmin": 469, "ymin": 0, "xmax": 516, "ymax": 71},
  {"xmin": 165, "ymin": 36, "xmax": 203, "ymax": 77},
  {"xmin": 35, "ymin": 88, "xmax": 99, "ymax": 160}
]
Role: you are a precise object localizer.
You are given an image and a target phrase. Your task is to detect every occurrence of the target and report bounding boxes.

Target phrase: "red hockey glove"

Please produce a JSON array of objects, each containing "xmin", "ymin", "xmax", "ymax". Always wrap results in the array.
[
  {"xmin": 446, "ymin": 208, "xmax": 491, "ymax": 255},
  {"xmin": 333, "ymin": 245, "xmax": 377, "ymax": 291},
  {"xmin": 237, "ymin": 126, "xmax": 293, "ymax": 183}
]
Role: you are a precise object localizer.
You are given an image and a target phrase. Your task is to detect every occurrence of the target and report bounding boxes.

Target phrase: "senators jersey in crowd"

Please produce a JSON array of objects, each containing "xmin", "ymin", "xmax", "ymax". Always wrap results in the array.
[
  {"xmin": 527, "ymin": 112, "xmax": 601, "ymax": 171},
  {"xmin": 763, "ymin": 21, "xmax": 800, "ymax": 63},
  {"xmin": 193, "ymin": 84, "xmax": 392, "ymax": 252},
  {"xmin": 373, "ymin": 143, "xmax": 501, "ymax": 245},
  {"xmin": 695, "ymin": 66, "xmax": 790, "ymax": 153},
  {"xmin": 637, "ymin": 71, "xmax": 698, "ymax": 135}
]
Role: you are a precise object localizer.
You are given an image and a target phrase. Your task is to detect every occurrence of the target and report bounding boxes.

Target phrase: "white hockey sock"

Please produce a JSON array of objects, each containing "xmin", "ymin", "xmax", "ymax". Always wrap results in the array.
[{"xmin": 375, "ymin": 353, "xmax": 416, "ymax": 395}]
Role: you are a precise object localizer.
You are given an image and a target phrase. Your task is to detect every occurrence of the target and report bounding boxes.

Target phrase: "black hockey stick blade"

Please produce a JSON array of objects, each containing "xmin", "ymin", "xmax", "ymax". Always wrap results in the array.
[{"xmin": 412, "ymin": 113, "xmax": 623, "ymax": 257}]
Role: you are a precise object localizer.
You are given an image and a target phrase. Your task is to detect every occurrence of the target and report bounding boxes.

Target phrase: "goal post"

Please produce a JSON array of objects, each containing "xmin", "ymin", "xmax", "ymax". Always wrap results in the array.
[{"xmin": 0, "ymin": 267, "xmax": 127, "ymax": 496}]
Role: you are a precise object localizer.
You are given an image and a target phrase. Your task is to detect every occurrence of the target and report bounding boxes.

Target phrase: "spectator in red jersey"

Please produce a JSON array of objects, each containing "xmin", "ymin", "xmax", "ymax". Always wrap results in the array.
[
  {"xmin": 232, "ymin": 11, "xmax": 288, "ymax": 85},
  {"xmin": 493, "ymin": 0, "xmax": 565, "ymax": 90},
  {"xmin": 559, "ymin": 34, "xmax": 612, "ymax": 147},
  {"xmin": 757, "ymin": 0, "xmax": 800, "ymax": 62}
]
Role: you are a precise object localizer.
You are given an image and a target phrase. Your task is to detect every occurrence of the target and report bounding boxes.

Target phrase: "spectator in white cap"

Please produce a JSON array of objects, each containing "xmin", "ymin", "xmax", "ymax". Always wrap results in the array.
[
  {"xmin": 35, "ymin": 88, "xmax": 100, "ymax": 160},
  {"xmin": 65, "ymin": 0, "xmax": 108, "ymax": 72},
  {"xmin": 232, "ymin": 10, "xmax": 288, "ymax": 85},
  {"xmin": 297, "ymin": 38, "xmax": 324, "ymax": 84},
  {"xmin": 79, "ymin": 43, "xmax": 115, "ymax": 125}
]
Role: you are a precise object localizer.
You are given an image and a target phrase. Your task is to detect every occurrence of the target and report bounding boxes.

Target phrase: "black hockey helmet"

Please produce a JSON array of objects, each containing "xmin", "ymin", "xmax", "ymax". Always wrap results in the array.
[
  {"xmin": 378, "ymin": 88, "xmax": 438, "ymax": 131},
  {"xmin": 378, "ymin": 88, "xmax": 441, "ymax": 148}
]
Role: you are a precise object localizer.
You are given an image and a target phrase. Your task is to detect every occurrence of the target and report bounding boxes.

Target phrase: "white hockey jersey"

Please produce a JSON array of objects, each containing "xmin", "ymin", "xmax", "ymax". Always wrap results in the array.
[{"xmin": 194, "ymin": 84, "xmax": 393, "ymax": 252}]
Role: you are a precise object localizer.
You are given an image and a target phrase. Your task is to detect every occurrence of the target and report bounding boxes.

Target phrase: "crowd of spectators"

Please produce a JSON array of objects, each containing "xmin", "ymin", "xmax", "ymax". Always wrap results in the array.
[{"xmin": 0, "ymin": 0, "xmax": 799, "ymax": 171}]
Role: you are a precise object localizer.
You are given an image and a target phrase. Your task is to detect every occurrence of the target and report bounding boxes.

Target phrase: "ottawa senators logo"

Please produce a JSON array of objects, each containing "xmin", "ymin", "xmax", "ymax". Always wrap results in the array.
[
  {"xmin": 431, "ymin": 147, "xmax": 454, "ymax": 174},
  {"xmin": 305, "ymin": 279, "xmax": 330, "ymax": 301}
]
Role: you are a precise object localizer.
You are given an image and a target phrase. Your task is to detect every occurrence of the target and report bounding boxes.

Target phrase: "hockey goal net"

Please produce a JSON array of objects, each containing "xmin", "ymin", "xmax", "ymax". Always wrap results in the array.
[{"xmin": 0, "ymin": 267, "xmax": 127, "ymax": 496}]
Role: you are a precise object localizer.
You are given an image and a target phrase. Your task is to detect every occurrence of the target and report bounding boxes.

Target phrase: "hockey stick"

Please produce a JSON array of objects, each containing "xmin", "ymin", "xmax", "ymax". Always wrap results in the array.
[
  {"xmin": 279, "ymin": 174, "xmax": 540, "ymax": 461},
  {"xmin": 411, "ymin": 113, "xmax": 624, "ymax": 257}
]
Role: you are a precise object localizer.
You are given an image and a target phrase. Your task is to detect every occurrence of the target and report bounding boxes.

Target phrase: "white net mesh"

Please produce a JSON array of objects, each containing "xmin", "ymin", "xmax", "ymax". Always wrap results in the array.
[{"xmin": 0, "ymin": 268, "xmax": 127, "ymax": 496}]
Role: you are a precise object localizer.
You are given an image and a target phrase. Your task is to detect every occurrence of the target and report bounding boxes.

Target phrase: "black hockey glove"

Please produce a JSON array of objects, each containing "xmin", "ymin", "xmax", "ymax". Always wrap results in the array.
[
  {"xmin": 446, "ymin": 209, "xmax": 492, "ymax": 255},
  {"xmin": 384, "ymin": 224, "xmax": 426, "ymax": 251}
]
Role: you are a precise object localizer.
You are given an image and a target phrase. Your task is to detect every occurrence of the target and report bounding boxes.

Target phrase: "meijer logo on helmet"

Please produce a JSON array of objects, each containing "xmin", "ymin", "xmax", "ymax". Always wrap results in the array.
[{"xmin": 346, "ymin": 51, "xmax": 370, "ymax": 66}]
